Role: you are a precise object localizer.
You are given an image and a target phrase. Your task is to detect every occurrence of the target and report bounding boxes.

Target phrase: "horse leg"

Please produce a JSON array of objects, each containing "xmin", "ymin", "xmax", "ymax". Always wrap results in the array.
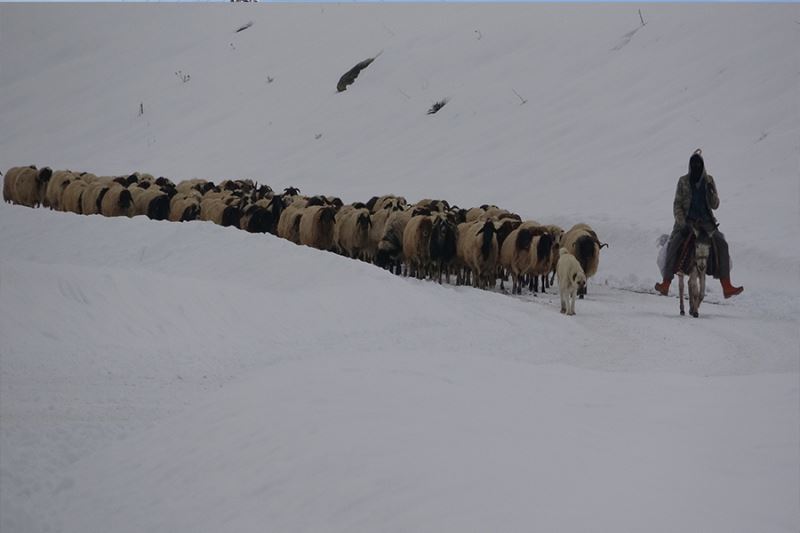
[
  {"xmin": 678, "ymin": 273, "xmax": 685, "ymax": 315},
  {"xmin": 689, "ymin": 270, "xmax": 699, "ymax": 317}
]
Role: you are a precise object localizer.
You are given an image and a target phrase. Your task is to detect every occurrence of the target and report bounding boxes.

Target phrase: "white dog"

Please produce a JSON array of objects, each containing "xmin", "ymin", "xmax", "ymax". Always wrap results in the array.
[{"xmin": 556, "ymin": 248, "xmax": 586, "ymax": 315}]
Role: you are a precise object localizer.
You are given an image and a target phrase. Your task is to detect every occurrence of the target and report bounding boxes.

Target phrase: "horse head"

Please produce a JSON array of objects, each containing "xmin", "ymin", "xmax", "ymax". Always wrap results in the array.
[{"xmin": 690, "ymin": 223, "xmax": 714, "ymax": 274}]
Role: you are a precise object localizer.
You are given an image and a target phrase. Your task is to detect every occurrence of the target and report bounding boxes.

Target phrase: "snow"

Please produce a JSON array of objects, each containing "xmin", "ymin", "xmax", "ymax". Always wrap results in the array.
[{"xmin": 1, "ymin": 4, "xmax": 798, "ymax": 533}]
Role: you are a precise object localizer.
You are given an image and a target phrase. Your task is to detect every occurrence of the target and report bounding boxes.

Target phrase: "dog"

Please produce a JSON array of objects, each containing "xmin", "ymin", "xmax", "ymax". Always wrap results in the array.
[{"xmin": 556, "ymin": 248, "xmax": 586, "ymax": 315}]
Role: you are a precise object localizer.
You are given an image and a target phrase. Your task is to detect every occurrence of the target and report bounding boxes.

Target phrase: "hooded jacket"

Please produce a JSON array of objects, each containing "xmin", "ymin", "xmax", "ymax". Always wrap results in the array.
[{"xmin": 672, "ymin": 153, "xmax": 719, "ymax": 231}]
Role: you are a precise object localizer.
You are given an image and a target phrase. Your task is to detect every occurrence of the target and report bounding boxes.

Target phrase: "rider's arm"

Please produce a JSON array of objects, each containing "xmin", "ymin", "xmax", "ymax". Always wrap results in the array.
[{"xmin": 706, "ymin": 175, "xmax": 720, "ymax": 210}]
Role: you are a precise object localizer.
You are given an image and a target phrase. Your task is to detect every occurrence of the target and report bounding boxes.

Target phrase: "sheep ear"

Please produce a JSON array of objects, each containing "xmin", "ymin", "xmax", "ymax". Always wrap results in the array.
[{"xmin": 572, "ymin": 273, "xmax": 578, "ymax": 281}]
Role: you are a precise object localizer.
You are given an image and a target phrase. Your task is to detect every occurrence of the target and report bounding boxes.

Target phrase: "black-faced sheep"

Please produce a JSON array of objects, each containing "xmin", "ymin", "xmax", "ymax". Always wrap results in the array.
[
  {"xmin": 167, "ymin": 192, "xmax": 201, "ymax": 222},
  {"xmin": 100, "ymin": 184, "xmax": 136, "ymax": 218},
  {"xmin": 561, "ymin": 223, "xmax": 607, "ymax": 298},
  {"xmin": 334, "ymin": 206, "xmax": 372, "ymax": 259},
  {"xmin": 45, "ymin": 170, "xmax": 78, "ymax": 210},
  {"xmin": 299, "ymin": 205, "xmax": 337, "ymax": 251},
  {"xmin": 368, "ymin": 195, "xmax": 407, "ymax": 213},
  {"xmin": 529, "ymin": 232, "xmax": 555, "ymax": 293},
  {"xmin": 3, "ymin": 166, "xmax": 30, "ymax": 204},
  {"xmin": 5, "ymin": 166, "xmax": 52, "ymax": 207},
  {"xmin": 131, "ymin": 185, "xmax": 171, "ymax": 220},
  {"xmin": 277, "ymin": 203, "xmax": 306, "ymax": 243},
  {"xmin": 402, "ymin": 214, "xmax": 434, "ymax": 279},
  {"xmin": 61, "ymin": 179, "xmax": 89, "ymax": 214},
  {"xmin": 499, "ymin": 226, "xmax": 538, "ymax": 295},
  {"xmin": 199, "ymin": 196, "xmax": 241, "ymax": 227},
  {"xmin": 81, "ymin": 179, "xmax": 112, "ymax": 215},
  {"xmin": 429, "ymin": 214, "xmax": 458, "ymax": 284},
  {"xmin": 376, "ymin": 206, "xmax": 427, "ymax": 272},
  {"xmin": 239, "ymin": 203, "xmax": 274, "ymax": 233},
  {"xmin": 457, "ymin": 219, "xmax": 498, "ymax": 289}
]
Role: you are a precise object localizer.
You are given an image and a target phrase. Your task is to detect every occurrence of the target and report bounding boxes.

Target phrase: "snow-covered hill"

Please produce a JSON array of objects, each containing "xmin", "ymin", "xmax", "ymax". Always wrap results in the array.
[{"xmin": 0, "ymin": 4, "xmax": 798, "ymax": 533}]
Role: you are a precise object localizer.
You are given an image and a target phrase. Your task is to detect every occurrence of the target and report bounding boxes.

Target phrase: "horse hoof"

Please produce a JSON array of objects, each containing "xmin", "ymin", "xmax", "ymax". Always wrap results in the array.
[
  {"xmin": 691, "ymin": 311, "xmax": 699, "ymax": 318},
  {"xmin": 680, "ymin": 310, "xmax": 685, "ymax": 316}
]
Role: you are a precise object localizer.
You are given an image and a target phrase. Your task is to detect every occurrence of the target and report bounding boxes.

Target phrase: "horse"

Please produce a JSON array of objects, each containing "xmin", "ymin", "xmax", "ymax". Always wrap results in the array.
[{"xmin": 676, "ymin": 223, "xmax": 715, "ymax": 318}]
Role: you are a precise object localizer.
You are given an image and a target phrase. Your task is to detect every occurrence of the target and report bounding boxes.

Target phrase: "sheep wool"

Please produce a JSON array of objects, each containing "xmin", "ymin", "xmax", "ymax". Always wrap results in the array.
[{"xmin": 298, "ymin": 205, "xmax": 336, "ymax": 251}]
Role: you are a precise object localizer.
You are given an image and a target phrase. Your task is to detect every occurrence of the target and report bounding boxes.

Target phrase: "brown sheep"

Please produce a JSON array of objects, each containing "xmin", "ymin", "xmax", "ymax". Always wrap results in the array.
[
  {"xmin": 334, "ymin": 206, "xmax": 372, "ymax": 259},
  {"xmin": 299, "ymin": 205, "xmax": 336, "ymax": 251},
  {"xmin": 100, "ymin": 184, "xmax": 136, "ymax": 218},
  {"xmin": 402, "ymin": 214, "xmax": 434, "ymax": 279}
]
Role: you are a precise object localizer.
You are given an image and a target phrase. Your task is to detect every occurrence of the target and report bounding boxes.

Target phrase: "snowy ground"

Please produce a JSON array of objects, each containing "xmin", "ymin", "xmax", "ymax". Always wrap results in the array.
[{"xmin": 1, "ymin": 4, "xmax": 798, "ymax": 533}]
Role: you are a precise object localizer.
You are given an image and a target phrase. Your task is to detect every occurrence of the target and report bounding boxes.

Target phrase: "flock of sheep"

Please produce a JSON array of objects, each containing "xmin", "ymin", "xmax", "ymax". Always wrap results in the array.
[{"xmin": 3, "ymin": 164, "xmax": 608, "ymax": 311}]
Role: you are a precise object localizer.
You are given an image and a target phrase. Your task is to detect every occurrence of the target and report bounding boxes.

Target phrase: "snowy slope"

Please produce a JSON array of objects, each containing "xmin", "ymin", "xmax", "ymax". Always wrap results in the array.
[{"xmin": 0, "ymin": 4, "xmax": 798, "ymax": 533}]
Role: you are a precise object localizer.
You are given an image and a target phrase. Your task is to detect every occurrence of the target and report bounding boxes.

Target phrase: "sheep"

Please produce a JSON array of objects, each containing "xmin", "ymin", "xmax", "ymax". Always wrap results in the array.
[
  {"xmin": 367, "ymin": 194, "xmax": 407, "ymax": 213},
  {"xmin": 402, "ymin": 214, "xmax": 434, "ymax": 279},
  {"xmin": 81, "ymin": 179, "xmax": 112, "ymax": 215},
  {"xmin": 61, "ymin": 179, "xmax": 89, "ymax": 214},
  {"xmin": 464, "ymin": 207, "xmax": 487, "ymax": 223},
  {"xmin": 199, "ymin": 196, "xmax": 241, "ymax": 227},
  {"xmin": 130, "ymin": 185, "xmax": 171, "ymax": 220},
  {"xmin": 100, "ymin": 184, "xmax": 136, "ymax": 218},
  {"xmin": 334, "ymin": 206, "xmax": 372, "ymax": 259},
  {"xmin": 415, "ymin": 198, "xmax": 449, "ymax": 213},
  {"xmin": 3, "ymin": 166, "xmax": 32, "ymax": 204},
  {"xmin": 277, "ymin": 203, "xmax": 306, "ymax": 243},
  {"xmin": 45, "ymin": 170, "xmax": 78, "ymax": 210},
  {"xmin": 6, "ymin": 166, "xmax": 52, "ymax": 207},
  {"xmin": 457, "ymin": 219, "xmax": 498, "ymax": 289},
  {"xmin": 556, "ymin": 248, "xmax": 586, "ymax": 316},
  {"xmin": 499, "ymin": 226, "xmax": 539, "ymax": 295},
  {"xmin": 253, "ymin": 194, "xmax": 284, "ymax": 235},
  {"xmin": 166, "ymin": 191, "xmax": 199, "ymax": 221},
  {"xmin": 429, "ymin": 213, "xmax": 458, "ymax": 284},
  {"xmin": 239, "ymin": 203, "xmax": 274, "ymax": 233},
  {"xmin": 493, "ymin": 218, "xmax": 522, "ymax": 290},
  {"xmin": 375, "ymin": 206, "xmax": 426, "ymax": 273},
  {"xmin": 529, "ymin": 232, "xmax": 556, "ymax": 293},
  {"xmin": 543, "ymin": 224, "xmax": 565, "ymax": 287},
  {"xmin": 364, "ymin": 204, "xmax": 398, "ymax": 264},
  {"xmin": 298, "ymin": 205, "xmax": 337, "ymax": 251},
  {"xmin": 561, "ymin": 223, "xmax": 607, "ymax": 298}
]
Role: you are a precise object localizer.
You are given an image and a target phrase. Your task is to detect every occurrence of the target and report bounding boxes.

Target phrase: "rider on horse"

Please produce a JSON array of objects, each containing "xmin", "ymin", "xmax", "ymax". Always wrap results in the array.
[{"xmin": 655, "ymin": 149, "xmax": 744, "ymax": 299}]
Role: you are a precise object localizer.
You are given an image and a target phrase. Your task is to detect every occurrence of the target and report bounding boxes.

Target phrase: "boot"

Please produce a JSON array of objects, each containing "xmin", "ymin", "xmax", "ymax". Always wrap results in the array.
[
  {"xmin": 720, "ymin": 278, "xmax": 743, "ymax": 299},
  {"xmin": 654, "ymin": 278, "xmax": 671, "ymax": 296}
]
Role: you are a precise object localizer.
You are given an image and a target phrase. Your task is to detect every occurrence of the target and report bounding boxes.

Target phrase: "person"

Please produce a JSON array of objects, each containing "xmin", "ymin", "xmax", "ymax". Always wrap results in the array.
[{"xmin": 655, "ymin": 149, "xmax": 743, "ymax": 298}]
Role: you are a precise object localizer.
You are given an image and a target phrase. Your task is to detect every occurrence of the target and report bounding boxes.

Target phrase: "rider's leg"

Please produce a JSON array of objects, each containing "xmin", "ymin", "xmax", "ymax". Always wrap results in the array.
[
  {"xmin": 655, "ymin": 225, "xmax": 688, "ymax": 295},
  {"xmin": 713, "ymin": 231, "xmax": 743, "ymax": 298}
]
